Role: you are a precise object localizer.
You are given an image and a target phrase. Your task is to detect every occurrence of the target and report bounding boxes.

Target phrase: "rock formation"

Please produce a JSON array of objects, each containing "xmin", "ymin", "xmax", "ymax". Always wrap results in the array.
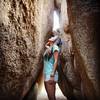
[
  {"xmin": 66, "ymin": 0, "xmax": 100, "ymax": 100},
  {"xmin": 0, "ymin": 0, "xmax": 100, "ymax": 100},
  {"xmin": 54, "ymin": 0, "xmax": 100, "ymax": 100},
  {"xmin": 0, "ymin": 0, "xmax": 54, "ymax": 100}
]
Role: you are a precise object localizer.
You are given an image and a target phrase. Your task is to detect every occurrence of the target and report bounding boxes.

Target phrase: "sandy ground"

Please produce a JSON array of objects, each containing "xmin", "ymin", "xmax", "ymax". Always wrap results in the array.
[{"xmin": 37, "ymin": 83, "xmax": 67, "ymax": 100}]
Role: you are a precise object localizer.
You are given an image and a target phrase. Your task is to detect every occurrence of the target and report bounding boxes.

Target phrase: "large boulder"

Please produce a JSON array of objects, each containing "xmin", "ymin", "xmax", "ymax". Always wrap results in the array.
[
  {"xmin": 67, "ymin": 0, "xmax": 100, "ymax": 100},
  {"xmin": 54, "ymin": 0, "xmax": 100, "ymax": 100},
  {"xmin": 0, "ymin": 0, "xmax": 54, "ymax": 100}
]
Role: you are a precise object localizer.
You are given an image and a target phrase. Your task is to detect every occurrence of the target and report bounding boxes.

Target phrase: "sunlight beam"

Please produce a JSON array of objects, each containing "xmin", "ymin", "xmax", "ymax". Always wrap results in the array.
[{"xmin": 53, "ymin": 10, "xmax": 60, "ymax": 31}]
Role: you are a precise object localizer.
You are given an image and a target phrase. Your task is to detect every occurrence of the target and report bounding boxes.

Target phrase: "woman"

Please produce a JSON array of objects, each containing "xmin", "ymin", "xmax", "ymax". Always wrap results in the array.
[{"xmin": 43, "ymin": 36, "xmax": 60, "ymax": 100}]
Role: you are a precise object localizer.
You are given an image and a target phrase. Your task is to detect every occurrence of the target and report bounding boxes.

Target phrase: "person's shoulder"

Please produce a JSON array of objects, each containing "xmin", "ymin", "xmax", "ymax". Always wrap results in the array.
[{"xmin": 53, "ymin": 44, "xmax": 59, "ymax": 52}]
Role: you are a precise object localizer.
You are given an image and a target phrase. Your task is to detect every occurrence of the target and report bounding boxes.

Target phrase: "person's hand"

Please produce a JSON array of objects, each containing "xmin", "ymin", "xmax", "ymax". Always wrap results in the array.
[
  {"xmin": 50, "ymin": 75, "xmax": 54, "ymax": 81},
  {"xmin": 50, "ymin": 72, "xmax": 55, "ymax": 81},
  {"xmin": 45, "ymin": 42, "xmax": 50, "ymax": 49}
]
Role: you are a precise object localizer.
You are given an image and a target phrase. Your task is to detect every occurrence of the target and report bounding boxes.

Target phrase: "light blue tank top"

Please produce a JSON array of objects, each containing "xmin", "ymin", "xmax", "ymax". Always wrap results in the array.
[{"xmin": 43, "ymin": 44, "xmax": 60, "ymax": 82}]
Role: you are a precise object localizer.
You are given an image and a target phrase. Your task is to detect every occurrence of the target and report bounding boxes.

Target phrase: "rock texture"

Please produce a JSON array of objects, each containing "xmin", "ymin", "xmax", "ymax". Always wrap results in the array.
[
  {"xmin": 53, "ymin": 0, "xmax": 100, "ymax": 100},
  {"xmin": 66, "ymin": 0, "xmax": 100, "ymax": 100},
  {"xmin": 0, "ymin": 0, "xmax": 100, "ymax": 100},
  {"xmin": 54, "ymin": 0, "xmax": 79, "ymax": 99},
  {"xmin": 0, "ymin": 0, "xmax": 54, "ymax": 100}
]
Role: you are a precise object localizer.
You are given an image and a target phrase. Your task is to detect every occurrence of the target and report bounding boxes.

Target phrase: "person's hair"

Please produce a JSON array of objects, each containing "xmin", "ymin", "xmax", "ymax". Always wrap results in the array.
[{"xmin": 56, "ymin": 38, "xmax": 62, "ymax": 47}]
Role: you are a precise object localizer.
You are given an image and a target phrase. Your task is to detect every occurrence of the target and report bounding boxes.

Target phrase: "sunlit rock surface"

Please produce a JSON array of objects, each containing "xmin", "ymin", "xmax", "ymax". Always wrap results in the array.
[
  {"xmin": 0, "ymin": 0, "xmax": 54, "ymax": 100},
  {"xmin": 0, "ymin": 0, "xmax": 100, "ymax": 100}
]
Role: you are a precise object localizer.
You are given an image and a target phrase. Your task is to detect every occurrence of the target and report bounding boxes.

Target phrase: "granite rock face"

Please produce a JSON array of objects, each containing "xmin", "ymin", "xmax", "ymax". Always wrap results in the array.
[
  {"xmin": 0, "ymin": 0, "xmax": 54, "ymax": 100},
  {"xmin": 54, "ymin": 0, "xmax": 80, "ymax": 99},
  {"xmin": 66, "ymin": 0, "xmax": 100, "ymax": 100},
  {"xmin": 0, "ymin": 0, "xmax": 100, "ymax": 100},
  {"xmin": 53, "ymin": 0, "xmax": 100, "ymax": 100}
]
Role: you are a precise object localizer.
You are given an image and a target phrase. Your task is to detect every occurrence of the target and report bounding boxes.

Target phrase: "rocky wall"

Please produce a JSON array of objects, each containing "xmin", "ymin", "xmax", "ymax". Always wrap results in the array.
[
  {"xmin": 67, "ymin": 0, "xmax": 100, "ymax": 100},
  {"xmin": 53, "ymin": 0, "xmax": 78, "ymax": 99},
  {"xmin": 0, "ymin": 0, "xmax": 54, "ymax": 100},
  {"xmin": 53, "ymin": 0, "xmax": 100, "ymax": 100}
]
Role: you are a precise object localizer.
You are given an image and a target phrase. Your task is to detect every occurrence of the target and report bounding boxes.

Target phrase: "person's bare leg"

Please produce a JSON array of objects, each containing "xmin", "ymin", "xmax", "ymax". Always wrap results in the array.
[{"xmin": 44, "ymin": 80, "xmax": 56, "ymax": 100}]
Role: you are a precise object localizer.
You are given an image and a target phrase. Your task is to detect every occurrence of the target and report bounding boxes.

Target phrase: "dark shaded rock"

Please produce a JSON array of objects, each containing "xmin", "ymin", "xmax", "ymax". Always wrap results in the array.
[
  {"xmin": 23, "ymin": 83, "xmax": 38, "ymax": 100},
  {"xmin": 57, "ymin": 33, "xmax": 82, "ymax": 100},
  {"xmin": 67, "ymin": 0, "xmax": 100, "ymax": 100}
]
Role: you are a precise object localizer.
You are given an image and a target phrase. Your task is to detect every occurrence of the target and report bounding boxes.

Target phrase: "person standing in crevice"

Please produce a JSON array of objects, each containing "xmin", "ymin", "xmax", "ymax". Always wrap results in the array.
[{"xmin": 43, "ymin": 35, "xmax": 61, "ymax": 100}]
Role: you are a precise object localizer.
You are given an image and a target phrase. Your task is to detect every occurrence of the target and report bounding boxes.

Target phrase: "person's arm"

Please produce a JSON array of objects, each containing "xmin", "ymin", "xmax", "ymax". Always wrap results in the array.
[
  {"xmin": 50, "ymin": 51, "xmax": 59, "ymax": 77},
  {"xmin": 45, "ymin": 42, "xmax": 50, "ymax": 49}
]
